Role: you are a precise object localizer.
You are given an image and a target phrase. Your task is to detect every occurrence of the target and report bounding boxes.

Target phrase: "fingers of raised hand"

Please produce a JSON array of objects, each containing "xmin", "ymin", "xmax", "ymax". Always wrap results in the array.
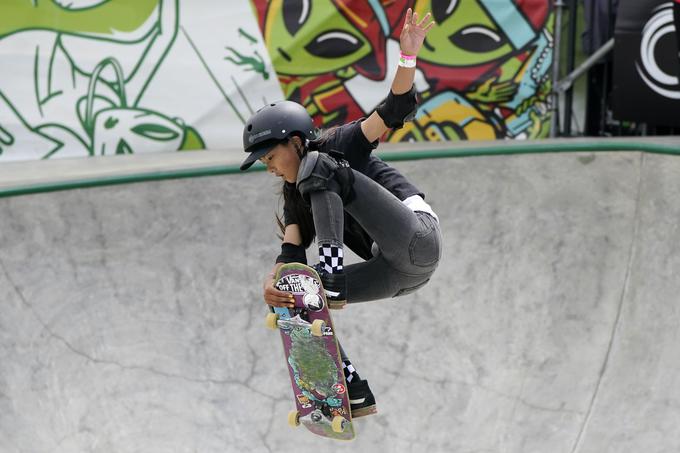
[
  {"xmin": 416, "ymin": 12, "xmax": 430, "ymax": 26},
  {"xmin": 416, "ymin": 12, "xmax": 435, "ymax": 32},
  {"xmin": 422, "ymin": 19, "xmax": 436, "ymax": 33}
]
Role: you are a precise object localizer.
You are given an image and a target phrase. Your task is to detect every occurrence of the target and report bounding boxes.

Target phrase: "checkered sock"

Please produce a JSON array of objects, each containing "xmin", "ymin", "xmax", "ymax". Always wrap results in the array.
[
  {"xmin": 318, "ymin": 243, "xmax": 343, "ymax": 274},
  {"xmin": 338, "ymin": 343, "xmax": 360, "ymax": 384},
  {"xmin": 342, "ymin": 359, "xmax": 361, "ymax": 384}
]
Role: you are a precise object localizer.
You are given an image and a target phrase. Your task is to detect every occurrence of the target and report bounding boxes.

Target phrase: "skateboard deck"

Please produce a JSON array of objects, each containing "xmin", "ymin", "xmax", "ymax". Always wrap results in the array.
[{"xmin": 266, "ymin": 263, "xmax": 355, "ymax": 441}]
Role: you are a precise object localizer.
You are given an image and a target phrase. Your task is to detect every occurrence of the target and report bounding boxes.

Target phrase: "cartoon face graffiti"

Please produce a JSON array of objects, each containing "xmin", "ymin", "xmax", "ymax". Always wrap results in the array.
[
  {"xmin": 416, "ymin": 0, "xmax": 511, "ymax": 66},
  {"xmin": 73, "ymin": 57, "xmax": 202, "ymax": 156},
  {"xmin": 258, "ymin": 0, "xmax": 384, "ymax": 78},
  {"xmin": 90, "ymin": 108, "xmax": 185, "ymax": 155},
  {"xmin": 414, "ymin": 0, "xmax": 550, "ymax": 67}
]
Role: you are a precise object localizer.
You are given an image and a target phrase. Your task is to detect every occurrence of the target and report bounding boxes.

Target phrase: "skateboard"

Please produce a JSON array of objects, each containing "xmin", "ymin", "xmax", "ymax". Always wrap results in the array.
[{"xmin": 265, "ymin": 262, "xmax": 355, "ymax": 441}]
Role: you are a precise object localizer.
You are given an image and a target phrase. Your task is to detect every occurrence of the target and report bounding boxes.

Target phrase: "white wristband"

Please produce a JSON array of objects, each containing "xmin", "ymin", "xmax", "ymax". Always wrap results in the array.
[{"xmin": 398, "ymin": 51, "xmax": 416, "ymax": 68}]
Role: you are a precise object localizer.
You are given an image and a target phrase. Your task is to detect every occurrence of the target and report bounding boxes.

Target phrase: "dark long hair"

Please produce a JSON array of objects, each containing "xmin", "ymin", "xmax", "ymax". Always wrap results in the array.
[{"xmin": 275, "ymin": 127, "xmax": 338, "ymax": 247}]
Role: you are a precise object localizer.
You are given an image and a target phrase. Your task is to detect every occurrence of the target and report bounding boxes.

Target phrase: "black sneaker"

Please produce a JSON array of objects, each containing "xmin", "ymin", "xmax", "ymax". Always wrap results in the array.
[
  {"xmin": 348, "ymin": 379, "xmax": 377, "ymax": 418},
  {"xmin": 312, "ymin": 265, "xmax": 347, "ymax": 309}
]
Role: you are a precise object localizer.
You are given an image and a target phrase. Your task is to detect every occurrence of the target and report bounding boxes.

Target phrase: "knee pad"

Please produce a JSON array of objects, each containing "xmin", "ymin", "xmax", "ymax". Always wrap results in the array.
[{"xmin": 296, "ymin": 151, "xmax": 355, "ymax": 204}]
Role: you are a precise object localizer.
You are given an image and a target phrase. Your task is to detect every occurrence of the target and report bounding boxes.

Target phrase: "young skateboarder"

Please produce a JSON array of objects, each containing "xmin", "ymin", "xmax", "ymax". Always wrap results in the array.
[{"xmin": 241, "ymin": 8, "xmax": 442, "ymax": 418}]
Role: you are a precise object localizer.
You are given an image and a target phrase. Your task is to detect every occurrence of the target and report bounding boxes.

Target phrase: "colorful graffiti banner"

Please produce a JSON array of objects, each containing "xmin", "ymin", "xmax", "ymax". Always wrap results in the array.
[
  {"xmin": 0, "ymin": 0, "xmax": 553, "ymax": 162},
  {"xmin": 252, "ymin": 0, "xmax": 555, "ymax": 142}
]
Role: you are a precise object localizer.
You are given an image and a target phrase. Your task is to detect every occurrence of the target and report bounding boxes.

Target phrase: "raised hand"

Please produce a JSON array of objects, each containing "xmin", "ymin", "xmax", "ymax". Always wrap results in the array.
[{"xmin": 399, "ymin": 8, "xmax": 436, "ymax": 56}]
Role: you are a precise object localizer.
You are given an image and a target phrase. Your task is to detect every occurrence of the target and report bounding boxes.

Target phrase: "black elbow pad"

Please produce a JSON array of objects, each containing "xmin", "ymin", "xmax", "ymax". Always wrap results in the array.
[{"xmin": 375, "ymin": 85, "xmax": 418, "ymax": 129}]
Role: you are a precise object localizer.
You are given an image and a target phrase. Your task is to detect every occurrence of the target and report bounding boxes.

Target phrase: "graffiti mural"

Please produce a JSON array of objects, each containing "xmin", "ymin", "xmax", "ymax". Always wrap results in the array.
[
  {"xmin": 0, "ymin": 1, "xmax": 554, "ymax": 162},
  {"xmin": 251, "ymin": 0, "xmax": 554, "ymax": 141},
  {"xmin": 0, "ymin": 0, "xmax": 283, "ymax": 161}
]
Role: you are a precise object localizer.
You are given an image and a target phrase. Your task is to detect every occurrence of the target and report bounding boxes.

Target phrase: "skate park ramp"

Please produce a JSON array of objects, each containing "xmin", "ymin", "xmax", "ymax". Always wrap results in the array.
[{"xmin": 2, "ymin": 140, "xmax": 680, "ymax": 452}]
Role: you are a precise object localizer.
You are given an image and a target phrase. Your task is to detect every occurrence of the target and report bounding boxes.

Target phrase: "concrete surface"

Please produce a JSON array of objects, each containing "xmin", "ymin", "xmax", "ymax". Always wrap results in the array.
[
  {"xmin": 1, "ymin": 150, "xmax": 680, "ymax": 452},
  {"xmin": 1, "ymin": 136, "xmax": 679, "ymax": 191}
]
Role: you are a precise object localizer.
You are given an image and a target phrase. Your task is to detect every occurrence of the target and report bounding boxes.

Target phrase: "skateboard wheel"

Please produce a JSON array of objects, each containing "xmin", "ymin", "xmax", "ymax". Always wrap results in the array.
[
  {"xmin": 288, "ymin": 410, "xmax": 301, "ymax": 428},
  {"xmin": 310, "ymin": 319, "xmax": 325, "ymax": 337},
  {"xmin": 265, "ymin": 313, "xmax": 279, "ymax": 330},
  {"xmin": 331, "ymin": 415, "xmax": 347, "ymax": 433}
]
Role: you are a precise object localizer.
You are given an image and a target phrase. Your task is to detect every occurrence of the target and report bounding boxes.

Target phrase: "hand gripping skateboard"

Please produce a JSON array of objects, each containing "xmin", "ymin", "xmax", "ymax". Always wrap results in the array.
[{"xmin": 265, "ymin": 263, "xmax": 355, "ymax": 440}]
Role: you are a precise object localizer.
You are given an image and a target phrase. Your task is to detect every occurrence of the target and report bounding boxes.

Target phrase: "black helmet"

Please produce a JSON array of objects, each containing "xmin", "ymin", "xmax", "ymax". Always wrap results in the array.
[{"xmin": 240, "ymin": 100, "xmax": 315, "ymax": 171}]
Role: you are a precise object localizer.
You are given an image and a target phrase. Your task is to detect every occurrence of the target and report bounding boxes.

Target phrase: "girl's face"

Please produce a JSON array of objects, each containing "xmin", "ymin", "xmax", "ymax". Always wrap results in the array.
[{"xmin": 259, "ymin": 140, "xmax": 300, "ymax": 183}]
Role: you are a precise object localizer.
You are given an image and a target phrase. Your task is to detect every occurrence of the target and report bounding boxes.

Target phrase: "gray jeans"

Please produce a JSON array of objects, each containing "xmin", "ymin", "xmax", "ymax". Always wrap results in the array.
[{"xmin": 309, "ymin": 170, "xmax": 442, "ymax": 303}]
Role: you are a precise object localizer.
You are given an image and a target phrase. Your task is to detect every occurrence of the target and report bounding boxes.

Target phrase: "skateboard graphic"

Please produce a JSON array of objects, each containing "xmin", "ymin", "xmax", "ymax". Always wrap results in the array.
[{"xmin": 265, "ymin": 263, "xmax": 355, "ymax": 441}]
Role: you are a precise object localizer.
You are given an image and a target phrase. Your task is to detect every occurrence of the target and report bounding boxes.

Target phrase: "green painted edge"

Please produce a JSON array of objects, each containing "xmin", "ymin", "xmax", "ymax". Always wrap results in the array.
[{"xmin": 1, "ymin": 141, "xmax": 679, "ymax": 199}]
